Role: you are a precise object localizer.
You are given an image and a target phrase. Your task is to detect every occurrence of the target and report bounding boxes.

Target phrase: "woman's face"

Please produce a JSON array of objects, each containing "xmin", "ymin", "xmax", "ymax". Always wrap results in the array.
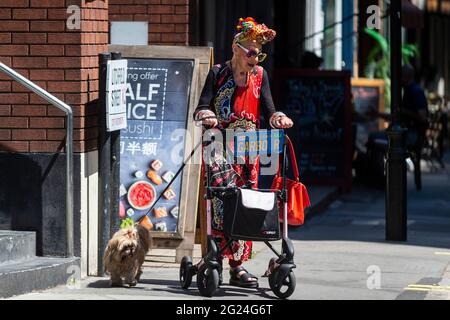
[{"xmin": 232, "ymin": 40, "xmax": 263, "ymax": 73}]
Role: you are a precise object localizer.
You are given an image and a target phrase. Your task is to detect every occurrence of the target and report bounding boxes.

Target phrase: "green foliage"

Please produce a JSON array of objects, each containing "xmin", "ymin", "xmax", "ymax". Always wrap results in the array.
[
  {"xmin": 363, "ymin": 28, "xmax": 419, "ymax": 111},
  {"xmin": 402, "ymin": 44, "xmax": 420, "ymax": 65},
  {"xmin": 120, "ymin": 217, "xmax": 135, "ymax": 229},
  {"xmin": 365, "ymin": 28, "xmax": 389, "ymax": 54}
]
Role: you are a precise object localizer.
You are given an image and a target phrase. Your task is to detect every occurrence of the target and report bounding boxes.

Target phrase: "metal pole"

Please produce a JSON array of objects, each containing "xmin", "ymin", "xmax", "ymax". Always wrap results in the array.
[
  {"xmin": 66, "ymin": 112, "xmax": 74, "ymax": 257},
  {"xmin": 282, "ymin": 134, "xmax": 288, "ymax": 240},
  {"xmin": 386, "ymin": 0, "xmax": 407, "ymax": 241},
  {"xmin": 0, "ymin": 62, "xmax": 74, "ymax": 257},
  {"xmin": 110, "ymin": 52, "xmax": 122, "ymax": 235},
  {"xmin": 98, "ymin": 52, "xmax": 112, "ymax": 275}
]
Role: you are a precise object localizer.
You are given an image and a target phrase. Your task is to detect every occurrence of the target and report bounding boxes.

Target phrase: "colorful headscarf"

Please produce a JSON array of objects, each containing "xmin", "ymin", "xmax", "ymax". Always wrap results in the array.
[{"xmin": 234, "ymin": 17, "xmax": 276, "ymax": 45}]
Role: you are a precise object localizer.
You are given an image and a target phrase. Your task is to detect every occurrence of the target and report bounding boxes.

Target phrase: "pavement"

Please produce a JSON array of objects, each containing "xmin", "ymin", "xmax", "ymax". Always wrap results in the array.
[{"xmin": 5, "ymin": 153, "xmax": 450, "ymax": 300}]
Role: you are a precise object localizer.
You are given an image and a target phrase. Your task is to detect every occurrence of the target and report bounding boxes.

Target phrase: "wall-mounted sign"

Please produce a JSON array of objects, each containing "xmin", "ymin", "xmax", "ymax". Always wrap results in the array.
[
  {"xmin": 106, "ymin": 59, "xmax": 128, "ymax": 131},
  {"xmin": 110, "ymin": 22, "xmax": 149, "ymax": 45}
]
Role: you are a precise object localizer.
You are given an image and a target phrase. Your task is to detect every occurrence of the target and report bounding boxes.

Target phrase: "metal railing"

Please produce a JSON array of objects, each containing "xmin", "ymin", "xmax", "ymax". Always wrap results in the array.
[{"xmin": 0, "ymin": 62, "xmax": 74, "ymax": 257}]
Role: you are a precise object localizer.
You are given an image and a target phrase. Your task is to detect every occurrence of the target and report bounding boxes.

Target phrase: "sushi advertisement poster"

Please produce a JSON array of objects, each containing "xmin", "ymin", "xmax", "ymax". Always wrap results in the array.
[{"xmin": 119, "ymin": 58, "xmax": 194, "ymax": 234}]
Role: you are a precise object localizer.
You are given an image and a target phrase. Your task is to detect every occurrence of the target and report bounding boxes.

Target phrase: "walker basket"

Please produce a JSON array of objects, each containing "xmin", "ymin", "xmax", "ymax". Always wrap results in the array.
[{"xmin": 222, "ymin": 188, "xmax": 281, "ymax": 241}]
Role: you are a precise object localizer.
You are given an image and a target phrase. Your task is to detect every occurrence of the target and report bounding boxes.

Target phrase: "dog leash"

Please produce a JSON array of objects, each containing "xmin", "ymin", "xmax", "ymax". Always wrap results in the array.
[{"xmin": 138, "ymin": 138, "xmax": 205, "ymax": 223}]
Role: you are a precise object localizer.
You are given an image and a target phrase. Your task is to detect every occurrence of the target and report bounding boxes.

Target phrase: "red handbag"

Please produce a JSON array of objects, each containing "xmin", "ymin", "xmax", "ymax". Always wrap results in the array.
[{"xmin": 271, "ymin": 136, "xmax": 310, "ymax": 226}]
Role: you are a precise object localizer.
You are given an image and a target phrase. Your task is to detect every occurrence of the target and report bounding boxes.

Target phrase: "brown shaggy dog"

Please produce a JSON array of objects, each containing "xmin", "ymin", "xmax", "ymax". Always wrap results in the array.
[{"xmin": 103, "ymin": 224, "xmax": 151, "ymax": 287}]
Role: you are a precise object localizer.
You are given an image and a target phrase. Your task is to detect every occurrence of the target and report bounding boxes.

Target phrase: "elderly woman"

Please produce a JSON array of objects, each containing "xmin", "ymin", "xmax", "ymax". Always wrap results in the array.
[{"xmin": 193, "ymin": 17, "xmax": 293, "ymax": 288}]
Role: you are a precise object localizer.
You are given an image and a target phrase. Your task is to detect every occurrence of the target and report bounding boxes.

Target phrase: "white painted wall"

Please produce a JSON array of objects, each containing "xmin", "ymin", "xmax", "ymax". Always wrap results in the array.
[{"xmin": 79, "ymin": 151, "xmax": 99, "ymax": 277}]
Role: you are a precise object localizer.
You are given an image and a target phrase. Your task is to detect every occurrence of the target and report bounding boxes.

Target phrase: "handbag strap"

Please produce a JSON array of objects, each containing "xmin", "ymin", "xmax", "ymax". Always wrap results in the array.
[{"xmin": 276, "ymin": 135, "xmax": 300, "ymax": 181}]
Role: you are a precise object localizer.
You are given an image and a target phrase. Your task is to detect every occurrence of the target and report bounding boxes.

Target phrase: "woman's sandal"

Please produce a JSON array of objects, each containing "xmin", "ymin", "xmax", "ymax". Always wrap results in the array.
[{"xmin": 229, "ymin": 266, "xmax": 258, "ymax": 288}]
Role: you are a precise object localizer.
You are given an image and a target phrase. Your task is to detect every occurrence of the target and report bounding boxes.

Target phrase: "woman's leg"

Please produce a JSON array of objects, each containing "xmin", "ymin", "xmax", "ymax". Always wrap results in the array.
[{"xmin": 207, "ymin": 155, "xmax": 259, "ymax": 286}]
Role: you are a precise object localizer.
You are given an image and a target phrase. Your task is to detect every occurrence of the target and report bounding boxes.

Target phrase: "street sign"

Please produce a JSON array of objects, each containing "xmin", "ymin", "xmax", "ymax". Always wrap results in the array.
[{"xmin": 106, "ymin": 59, "xmax": 128, "ymax": 131}]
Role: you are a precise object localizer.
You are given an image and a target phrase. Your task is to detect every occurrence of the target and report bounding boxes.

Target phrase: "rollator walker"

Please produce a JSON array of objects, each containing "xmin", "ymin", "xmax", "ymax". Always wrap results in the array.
[{"xmin": 179, "ymin": 128, "xmax": 296, "ymax": 299}]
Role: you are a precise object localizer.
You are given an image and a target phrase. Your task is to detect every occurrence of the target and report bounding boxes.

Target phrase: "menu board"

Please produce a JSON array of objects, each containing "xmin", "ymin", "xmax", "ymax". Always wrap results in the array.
[
  {"xmin": 119, "ymin": 58, "xmax": 194, "ymax": 233},
  {"xmin": 273, "ymin": 70, "xmax": 352, "ymax": 189},
  {"xmin": 351, "ymin": 78, "xmax": 385, "ymax": 153}
]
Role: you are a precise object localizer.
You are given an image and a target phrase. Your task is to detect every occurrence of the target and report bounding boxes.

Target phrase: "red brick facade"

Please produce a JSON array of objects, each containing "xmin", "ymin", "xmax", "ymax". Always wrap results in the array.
[
  {"xmin": 109, "ymin": 0, "xmax": 189, "ymax": 45},
  {"xmin": 0, "ymin": 0, "xmax": 192, "ymax": 153},
  {"xmin": 0, "ymin": 0, "xmax": 109, "ymax": 153}
]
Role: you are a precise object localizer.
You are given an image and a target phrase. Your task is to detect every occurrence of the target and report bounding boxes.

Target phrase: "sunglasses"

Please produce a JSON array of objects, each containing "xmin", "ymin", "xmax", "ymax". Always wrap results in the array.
[{"xmin": 236, "ymin": 42, "xmax": 267, "ymax": 62}]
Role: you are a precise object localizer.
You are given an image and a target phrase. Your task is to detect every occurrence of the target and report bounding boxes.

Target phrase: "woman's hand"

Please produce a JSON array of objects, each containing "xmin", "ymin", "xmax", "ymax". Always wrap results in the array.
[
  {"xmin": 273, "ymin": 115, "xmax": 294, "ymax": 129},
  {"xmin": 195, "ymin": 110, "xmax": 218, "ymax": 128},
  {"xmin": 202, "ymin": 117, "xmax": 218, "ymax": 128}
]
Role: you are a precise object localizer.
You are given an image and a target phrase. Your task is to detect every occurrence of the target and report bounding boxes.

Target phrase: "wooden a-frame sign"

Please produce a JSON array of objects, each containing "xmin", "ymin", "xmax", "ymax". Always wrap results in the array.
[{"xmin": 109, "ymin": 45, "xmax": 212, "ymax": 262}]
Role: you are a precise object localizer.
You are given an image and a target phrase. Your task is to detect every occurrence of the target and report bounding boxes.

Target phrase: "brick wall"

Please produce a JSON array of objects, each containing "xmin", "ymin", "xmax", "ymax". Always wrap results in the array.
[
  {"xmin": 109, "ymin": 0, "xmax": 190, "ymax": 45},
  {"xmin": 0, "ymin": 0, "xmax": 109, "ymax": 153}
]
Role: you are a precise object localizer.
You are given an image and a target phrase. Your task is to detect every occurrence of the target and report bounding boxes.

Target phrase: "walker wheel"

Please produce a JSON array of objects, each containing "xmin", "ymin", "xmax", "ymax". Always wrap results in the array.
[
  {"xmin": 197, "ymin": 266, "xmax": 219, "ymax": 297},
  {"xmin": 180, "ymin": 256, "xmax": 193, "ymax": 289},
  {"xmin": 269, "ymin": 269, "xmax": 296, "ymax": 299}
]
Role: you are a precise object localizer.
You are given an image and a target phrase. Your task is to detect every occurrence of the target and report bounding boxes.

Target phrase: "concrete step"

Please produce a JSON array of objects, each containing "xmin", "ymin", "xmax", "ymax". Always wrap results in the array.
[
  {"xmin": 0, "ymin": 231, "xmax": 35, "ymax": 264},
  {"xmin": 0, "ymin": 256, "xmax": 80, "ymax": 299}
]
